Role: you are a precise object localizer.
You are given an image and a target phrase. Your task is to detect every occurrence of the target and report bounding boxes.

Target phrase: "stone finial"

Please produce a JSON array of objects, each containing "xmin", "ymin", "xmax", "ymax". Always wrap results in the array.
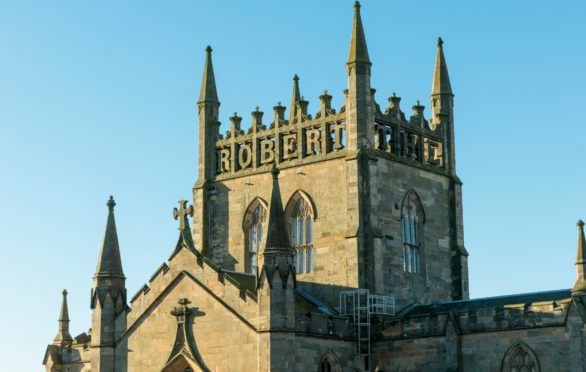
[
  {"xmin": 347, "ymin": 0, "xmax": 371, "ymax": 66},
  {"xmin": 94, "ymin": 196, "xmax": 124, "ymax": 279},
  {"xmin": 320, "ymin": 90, "xmax": 332, "ymax": 109},
  {"xmin": 250, "ymin": 107, "xmax": 265, "ymax": 132},
  {"xmin": 412, "ymin": 100, "xmax": 425, "ymax": 115},
  {"xmin": 53, "ymin": 289, "xmax": 73, "ymax": 346},
  {"xmin": 273, "ymin": 102, "xmax": 286, "ymax": 126},
  {"xmin": 198, "ymin": 45, "xmax": 219, "ymax": 104},
  {"xmin": 173, "ymin": 200, "xmax": 194, "ymax": 232},
  {"xmin": 385, "ymin": 93, "xmax": 406, "ymax": 122},
  {"xmin": 107, "ymin": 195, "xmax": 116, "ymax": 212},
  {"xmin": 431, "ymin": 36, "xmax": 453, "ymax": 96},
  {"xmin": 572, "ymin": 220, "xmax": 586, "ymax": 295}
]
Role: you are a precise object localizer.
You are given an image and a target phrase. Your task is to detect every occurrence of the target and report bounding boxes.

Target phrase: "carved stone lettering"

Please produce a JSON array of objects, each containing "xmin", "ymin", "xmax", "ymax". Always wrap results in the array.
[
  {"xmin": 306, "ymin": 129, "xmax": 321, "ymax": 155},
  {"xmin": 283, "ymin": 134, "xmax": 297, "ymax": 159},
  {"xmin": 426, "ymin": 140, "xmax": 441, "ymax": 165},
  {"xmin": 331, "ymin": 124, "xmax": 345, "ymax": 150},
  {"xmin": 260, "ymin": 139, "xmax": 275, "ymax": 164},
  {"xmin": 219, "ymin": 148, "xmax": 230, "ymax": 172},
  {"xmin": 238, "ymin": 143, "xmax": 253, "ymax": 169}
]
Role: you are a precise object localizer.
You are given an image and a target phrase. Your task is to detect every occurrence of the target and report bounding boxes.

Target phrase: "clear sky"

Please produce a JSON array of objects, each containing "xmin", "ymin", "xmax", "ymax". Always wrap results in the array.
[{"xmin": 1, "ymin": 1, "xmax": 585, "ymax": 370}]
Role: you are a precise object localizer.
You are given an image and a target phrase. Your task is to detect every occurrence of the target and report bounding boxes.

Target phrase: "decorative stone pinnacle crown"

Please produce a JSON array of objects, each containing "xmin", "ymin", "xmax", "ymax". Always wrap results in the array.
[
  {"xmin": 62, "ymin": 289, "xmax": 68, "ymax": 296},
  {"xmin": 107, "ymin": 196, "xmax": 116, "ymax": 211},
  {"xmin": 354, "ymin": 1, "xmax": 361, "ymax": 11}
]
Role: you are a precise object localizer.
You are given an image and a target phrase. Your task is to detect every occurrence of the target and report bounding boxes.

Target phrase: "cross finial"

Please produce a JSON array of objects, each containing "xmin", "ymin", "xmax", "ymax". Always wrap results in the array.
[
  {"xmin": 173, "ymin": 200, "xmax": 194, "ymax": 231},
  {"xmin": 107, "ymin": 196, "xmax": 116, "ymax": 212},
  {"xmin": 438, "ymin": 37, "xmax": 444, "ymax": 47}
]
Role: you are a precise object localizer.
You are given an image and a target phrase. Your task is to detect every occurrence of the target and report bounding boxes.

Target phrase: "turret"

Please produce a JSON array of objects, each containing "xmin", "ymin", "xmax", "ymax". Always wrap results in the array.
[
  {"xmin": 572, "ymin": 220, "xmax": 586, "ymax": 296},
  {"xmin": 345, "ymin": 1, "xmax": 375, "ymax": 151},
  {"xmin": 257, "ymin": 166, "xmax": 296, "ymax": 370},
  {"xmin": 53, "ymin": 289, "xmax": 73, "ymax": 346},
  {"xmin": 90, "ymin": 196, "xmax": 127, "ymax": 372}
]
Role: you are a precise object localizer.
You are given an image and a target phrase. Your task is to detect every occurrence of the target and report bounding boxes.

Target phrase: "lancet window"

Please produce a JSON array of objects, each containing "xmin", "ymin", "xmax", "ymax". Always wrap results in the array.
[
  {"xmin": 401, "ymin": 191, "xmax": 424, "ymax": 274},
  {"xmin": 501, "ymin": 343, "xmax": 540, "ymax": 372},
  {"xmin": 286, "ymin": 192, "xmax": 315, "ymax": 274},
  {"xmin": 243, "ymin": 199, "xmax": 267, "ymax": 274}
]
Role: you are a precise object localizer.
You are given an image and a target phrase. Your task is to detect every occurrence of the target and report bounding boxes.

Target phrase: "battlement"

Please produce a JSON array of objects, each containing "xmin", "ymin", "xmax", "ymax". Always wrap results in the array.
[{"xmin": 213, "ymin": 87, "xmax": 445, "ymax": 180}]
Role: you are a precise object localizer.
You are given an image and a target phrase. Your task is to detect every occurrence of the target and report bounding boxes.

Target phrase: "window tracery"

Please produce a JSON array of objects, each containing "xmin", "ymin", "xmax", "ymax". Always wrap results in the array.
[
  {"xmin": 401, "ymin": 191, "xmax": 424, "ymax": 274},
  {"xmin": 243, "ymin": 199, "xmax": 267, "ymax": 274},
  {"xmin": 286, "ymin": 192, "xmax": 315, "ymax": 274},
  {"xmin": 502, "ymin": 343, "xmax": 540, "ymax": 372}
]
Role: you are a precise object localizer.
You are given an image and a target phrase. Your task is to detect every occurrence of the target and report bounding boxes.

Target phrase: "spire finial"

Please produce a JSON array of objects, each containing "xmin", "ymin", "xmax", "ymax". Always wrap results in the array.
[
  {"xmin": 347, "ymin": 0, "xmax": 371, "ymax": 65},
  {"xmin": 107, "ymin": 195, "xmax": 116, "ymax": 212},
  {"xmin": 431, "ymin": 37, "xmax": 452, "ymax": 96},
  {"xmin": 198, "ymin": 45, "xmax": 219, "ymax": 104},
  {"xmin": 271, "ymin": 164, "xmax": 280, "ymax": 179}
]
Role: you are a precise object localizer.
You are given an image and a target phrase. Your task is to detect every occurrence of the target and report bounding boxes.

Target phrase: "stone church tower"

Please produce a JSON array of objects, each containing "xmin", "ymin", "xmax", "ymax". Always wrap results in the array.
[{"xmin": 43, "ymin": 3, "xmax": 586, "ymax": 371}]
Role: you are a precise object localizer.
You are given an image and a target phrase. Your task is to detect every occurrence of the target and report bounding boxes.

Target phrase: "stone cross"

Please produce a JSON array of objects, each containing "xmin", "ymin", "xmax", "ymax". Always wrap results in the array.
[{"xmin": 173, "ymin": 200, "xmax": 193, "ymax": 231}]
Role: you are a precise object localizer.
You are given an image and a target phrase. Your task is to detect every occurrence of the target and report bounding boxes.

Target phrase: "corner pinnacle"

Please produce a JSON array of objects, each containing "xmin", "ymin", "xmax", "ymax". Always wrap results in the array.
[
  {"xmin": 347, "ymin": 1, "xmax": 371, "ymax": 65},
  {"xmin": 431, "ymin": 36, "xmax": 453, "ymax": 96},
  {"xmin": 198, "ymin": 45, "xmax": 219, "ymax": 104}
]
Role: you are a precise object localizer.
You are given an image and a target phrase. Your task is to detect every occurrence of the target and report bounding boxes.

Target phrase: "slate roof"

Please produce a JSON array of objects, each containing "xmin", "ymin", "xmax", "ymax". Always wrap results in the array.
[{"xmin": 398, "ymin": 289, "xmax": 572, "ymax": 318}]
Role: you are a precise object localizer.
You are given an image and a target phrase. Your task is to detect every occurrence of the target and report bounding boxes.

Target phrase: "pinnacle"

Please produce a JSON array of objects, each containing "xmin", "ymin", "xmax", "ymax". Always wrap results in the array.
[
  {"xmin": 94, "ymin": 196, "xmax": 125, "ymax": 279},
  {"xmin": 347, "ymin": 1, "xmax": 371, "ymax": 65},
  {"xmin": 198, "ymin": 45, "xmax": 219, "ymax": 104},
  {"xmin": 431, "ymin": 36, "xmax": 453, "ymax": 96},
  {"xmin": 264, "ymin": 165, "xmax": 290, "ymax": 255}
]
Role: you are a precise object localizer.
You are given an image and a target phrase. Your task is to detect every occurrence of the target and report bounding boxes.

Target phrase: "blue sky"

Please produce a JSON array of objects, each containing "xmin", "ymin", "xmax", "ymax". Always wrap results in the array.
[{"xmin": 1, "ymin": 1, "xmax": 585, "ymax": 370}]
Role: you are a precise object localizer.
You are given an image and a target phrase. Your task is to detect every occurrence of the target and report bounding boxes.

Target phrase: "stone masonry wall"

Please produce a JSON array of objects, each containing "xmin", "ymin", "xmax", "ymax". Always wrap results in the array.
[
  {"xmin": 205, "ymin": 157, "xmax": 358, "ymax": 308},
  {"xmin": 123, "ymin": 272, "xmax": 258, "ymax": 371},
  {"xmin": 369, "ymin": 157, "xmax": 454, "ymax": 308}
]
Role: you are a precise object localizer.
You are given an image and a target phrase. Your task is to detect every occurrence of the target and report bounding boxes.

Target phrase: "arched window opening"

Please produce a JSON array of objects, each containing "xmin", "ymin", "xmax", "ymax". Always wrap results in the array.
[
  {"xmin": 501, "ymin": 342, "xmax": 540, "ymax": 372},
  {"xmin": 243, "ymin": 199, "xmax": 267, "ymax": 274},
  {"xmin": 318, "ymin": 351, "xmax": 342, "ymax": 372},
  {"xmin": 401, "ymin": 191, "xmax": 424, "ymax": 274},
  {"xmin": 286, "ymin": 192, "xmax": 315, "ymax": 274}
]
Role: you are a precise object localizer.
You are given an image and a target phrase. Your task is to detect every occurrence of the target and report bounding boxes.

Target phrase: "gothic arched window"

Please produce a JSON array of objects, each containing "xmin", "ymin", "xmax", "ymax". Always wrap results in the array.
[
  {"xmin": 401, "ymin": 190, "xmax": 425, "ymax": 274},
  {"xmin": 318, "ymin": 351, "xmax": 343, "ymax": 372},
  {"xmin": 285, "ymin": 191, "xmax": 316, "ymax": 275},
  {"xmin": 501, "ymin": 342, "xmax": 540, "ymax": 372},
  {"xmin": 243, "ymin": 198, "xmax": 267, "ymax": 274}
]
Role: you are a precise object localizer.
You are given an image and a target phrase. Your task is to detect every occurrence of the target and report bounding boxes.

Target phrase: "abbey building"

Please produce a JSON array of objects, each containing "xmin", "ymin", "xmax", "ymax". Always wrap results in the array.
[{"xmin": 44, "ymin": 3, "xmax": 586, "ymax": 371}]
